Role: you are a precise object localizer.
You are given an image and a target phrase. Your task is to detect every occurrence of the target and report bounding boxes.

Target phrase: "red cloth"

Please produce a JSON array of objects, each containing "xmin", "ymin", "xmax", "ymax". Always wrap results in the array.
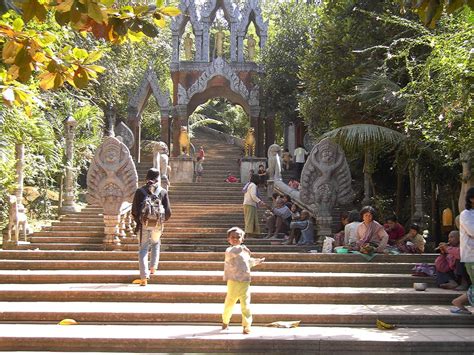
[
  {"xmin": 197, "ymin": 148, "xmax": 205, "ymax": 159},
  {"xmin": 225, "ymin": 175, "xmax": 239, "ymax": 183},
  {"xmin": 384, "ymin": 223, "xmax": 405, "ymax": 242}
]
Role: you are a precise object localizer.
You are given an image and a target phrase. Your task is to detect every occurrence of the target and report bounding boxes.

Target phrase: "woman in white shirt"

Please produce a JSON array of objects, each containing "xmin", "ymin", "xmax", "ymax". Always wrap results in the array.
[
  {"xmin": 243, "ymin": 174, "xmax": 264, "ymax": 236},
  {"xmin": 451, "ymin": 187, "xmax": 474, "ymax": 315}
]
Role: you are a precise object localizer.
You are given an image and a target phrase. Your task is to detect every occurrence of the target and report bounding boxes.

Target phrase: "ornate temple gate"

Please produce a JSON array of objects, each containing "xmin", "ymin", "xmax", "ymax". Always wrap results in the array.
[{"xmin": 128, "ymin": 0, "xmax": 274, "ymax": 160}]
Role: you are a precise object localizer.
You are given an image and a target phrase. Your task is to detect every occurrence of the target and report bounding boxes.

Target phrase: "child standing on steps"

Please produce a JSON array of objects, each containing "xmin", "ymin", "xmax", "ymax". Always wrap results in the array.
[
  {"xmin": 222, "ymin": 226, "xmax": 264, "ymax": 334},
  {"xmin": 195, "ymin": 156, "xmax": 203, "ymax": 183}
]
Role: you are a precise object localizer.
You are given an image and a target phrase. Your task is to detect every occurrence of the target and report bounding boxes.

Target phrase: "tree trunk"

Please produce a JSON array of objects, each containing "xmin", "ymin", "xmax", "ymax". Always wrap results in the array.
[{"xmin": 395, "ymin": 171, "xmax": 403, "ymax": 216}]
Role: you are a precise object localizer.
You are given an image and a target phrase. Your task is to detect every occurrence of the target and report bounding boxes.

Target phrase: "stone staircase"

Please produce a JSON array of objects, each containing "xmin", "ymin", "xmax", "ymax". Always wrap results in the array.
[{"xmin": 0, "ymin": 130, "xmax": 473, "ymax": 353}]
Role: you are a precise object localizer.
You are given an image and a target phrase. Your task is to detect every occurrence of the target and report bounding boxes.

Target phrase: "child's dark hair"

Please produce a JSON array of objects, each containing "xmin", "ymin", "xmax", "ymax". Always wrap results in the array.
[{"xmin": 409, "ymin": 223, "xmax": 420, "ymax": 233}]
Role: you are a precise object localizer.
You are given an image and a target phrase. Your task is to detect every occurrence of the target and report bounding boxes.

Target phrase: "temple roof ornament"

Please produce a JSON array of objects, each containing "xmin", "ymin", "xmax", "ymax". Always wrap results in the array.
[
  {"xmin": 171, "ymin": 0, "xmax": 202, "ymax": 35},
  {"xmin": 128, "ymin": 66, "xmax": 170, "ymax": 118},
  {"xmin": 238, "ymin": 0, "xmax": 268, "ymax": 36},
  {"xmin": 178, "ymin": 57, "xmax": 252, "ymax": 105},
  {"xmin": 201, "ymin": 0, "xmax": 241, "ymax": 23}
]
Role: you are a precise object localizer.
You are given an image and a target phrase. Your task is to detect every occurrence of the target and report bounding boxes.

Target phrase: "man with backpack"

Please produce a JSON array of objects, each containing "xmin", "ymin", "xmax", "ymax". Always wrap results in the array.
[{"xmin": 132, "ymin": 168, "xmax": 171, "ymax": 286}]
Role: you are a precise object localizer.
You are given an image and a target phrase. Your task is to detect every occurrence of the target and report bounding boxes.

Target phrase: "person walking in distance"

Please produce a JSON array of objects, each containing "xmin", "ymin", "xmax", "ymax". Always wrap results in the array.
[
  {"xmin": 293, "ymin": 145, "xmax": 307, "ymax": 179},
  {"xmin": 132, "ymin": 168, "xmax": 171, "ymax": 286}
]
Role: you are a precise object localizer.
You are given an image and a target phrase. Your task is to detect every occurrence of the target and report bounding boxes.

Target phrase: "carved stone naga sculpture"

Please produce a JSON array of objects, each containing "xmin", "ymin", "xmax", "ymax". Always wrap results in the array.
[
  {"xmin": 300, "ymin": 138, "xmax": 354, "ymax": 221},
  {"xmin": 267, "ymin": 144, "xmax": 282, "ymax": 181},
  {"xmin": 87, "ymin": 137, "xmax": 138, "ymax": 247}
]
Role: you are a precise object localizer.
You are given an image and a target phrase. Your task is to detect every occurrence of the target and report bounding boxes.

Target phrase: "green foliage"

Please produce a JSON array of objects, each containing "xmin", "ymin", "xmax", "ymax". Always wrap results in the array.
[
  {"xmin": 191, "ymin": 98, "xmax": 249, "ymax": 138},
  {"xmin": 399, "ymin": 0, "xmax": 474, "ymax": 28},
  {"xmin": 260, "ymin": 2, "xmax": 317, "ymax": 124},
  {"xmin": 397, "ymin": 9, "xmax": 473, "ymax": 158}
]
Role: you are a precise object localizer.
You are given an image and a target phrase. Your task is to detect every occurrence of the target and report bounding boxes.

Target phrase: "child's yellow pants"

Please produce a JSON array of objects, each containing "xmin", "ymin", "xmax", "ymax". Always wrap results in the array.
[{"xmin": 222, "ymin": 280, "xmax": 252, "ymax": 327}]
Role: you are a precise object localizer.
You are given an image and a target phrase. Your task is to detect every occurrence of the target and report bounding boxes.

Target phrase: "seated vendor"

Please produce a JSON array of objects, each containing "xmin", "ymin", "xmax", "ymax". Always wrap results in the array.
[
  {"xmin": 384, "ymin": 215, "xmax": 405, "ymax": 245},
  {"xmin": 355, "ymin": 206, "xmax": 389, "ymax": 253}
]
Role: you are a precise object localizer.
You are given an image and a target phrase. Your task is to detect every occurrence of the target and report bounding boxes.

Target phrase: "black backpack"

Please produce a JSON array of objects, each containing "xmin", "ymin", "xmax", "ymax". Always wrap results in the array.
[{"xmin": 140, "ymin": 187, "xmax": 165, "ymax": 229}]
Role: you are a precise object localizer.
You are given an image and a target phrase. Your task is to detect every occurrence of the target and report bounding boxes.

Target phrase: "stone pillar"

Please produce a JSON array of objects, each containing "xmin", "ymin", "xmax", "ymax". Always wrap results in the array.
[
  {"xmin": 202, "ymin": 23, "xmax": 210, "ymax": 62},
  {"xmin": 60, "ymin": 116, "xmax": 79, "ymax": 214},
  {"xmin": 287, "ymin": 122, "xmax": 296, "ymax": 154},
  {"xmin": 250, "ymin": 106, "xmax": 262, "ymax": 156},
  {"xmin": 230, "ymin": 24, "xmax": 237, "ymax": 61},
  {"xmin": 172, "ymin": 34, "xmax": 179, "ymax": 63},
  {"xmin": 172, "ymin": 105, "xmax": 188, "ymax": 157},
  {"xmin": 195, "ymin": 31, "xmax": 203, "ymax": 61},
  {"xmin": 412, "ymin": 163, "xmax": 424, "ymax": 223},
  {"xmin": 128, "ymin": 112, "xmax": 141, "ymax": 162},
  {"xmin": 237, "ymin": 35, "xmax": 244, "ymax": 62},
  {"xmin": 104, "ymin": 105, "xmax": 116, "ymax": 137},
  {"xmin": 160, "ymin": 114, "xmax": 170, "ymax": 146},
  {"xmin": 265, "ymin": 115, "xmax": 275, "ymax": 153},
  {"xmin": 14, "ymin": 143, "xmax": 25, "ymax": 214}
]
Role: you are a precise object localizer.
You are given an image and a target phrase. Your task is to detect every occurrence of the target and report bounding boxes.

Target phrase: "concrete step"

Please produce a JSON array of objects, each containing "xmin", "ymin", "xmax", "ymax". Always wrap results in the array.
[
  {"xmin": 0, "ymin": 270, "xmax": 435, "ymax": 288},
  {"xmin": 0, "ymin": 302, "xmax": 471, "ymax": 327},
  {"xmin": 28, "ymin": 237, "xmax": 103, "ymax": 244},
  {"xmin": 2, "ymin": 324, "xmax": 471, "ymax": 354},
  {"xmin": 43, "ymin": 225, "xmax": 104, "ymax": 232},
  {"xmin": 0, "ymin": 250, "xmax": 437, "ymax": 263},
  {"xmin": 0, "ymin": 283, "xmax": 458, "ymax": 305},
  {"xmin": 11, "ymin": 243, "xmax": 104, "ymax": 251},
  {"xmin": 32, "ymin": 231, "xmax": 104, "ymax": 237},
  {"xmin": 0, "ymin": 260, "xmax": 424, "ymax": 274}
]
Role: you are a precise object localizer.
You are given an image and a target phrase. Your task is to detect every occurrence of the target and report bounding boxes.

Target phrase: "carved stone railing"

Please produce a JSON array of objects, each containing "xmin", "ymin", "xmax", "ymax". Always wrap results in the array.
[{"xmin": 116, "ymin": 202, "xmax": 136, "ymax": 242}]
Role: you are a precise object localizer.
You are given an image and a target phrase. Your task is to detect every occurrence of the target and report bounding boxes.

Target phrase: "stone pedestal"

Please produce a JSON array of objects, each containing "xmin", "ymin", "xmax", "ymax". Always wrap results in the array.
[
  {"xmin": 316, "ymin": 215, "xmax": 332, "ymax": 239},
  {"xmin": 266, "ymin": 180, "xmax": 274, "ymax": 198},
  {"xmin": 103, "ymin": 214, "xmax": 122, "ymax": 250},
  {"xmin": 240, "ymin": 157, "xmax": 266, "ymax": 184},
  {"xmin": 170, "ymin": 156, "xmax": 194, "ymax": 183}
]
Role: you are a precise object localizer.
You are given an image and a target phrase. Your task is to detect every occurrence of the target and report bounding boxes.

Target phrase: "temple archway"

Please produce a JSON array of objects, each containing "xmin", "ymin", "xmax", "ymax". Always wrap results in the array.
[{"xmin": 127, "ymin": 67, "xmax": 171, "ymax": 162}]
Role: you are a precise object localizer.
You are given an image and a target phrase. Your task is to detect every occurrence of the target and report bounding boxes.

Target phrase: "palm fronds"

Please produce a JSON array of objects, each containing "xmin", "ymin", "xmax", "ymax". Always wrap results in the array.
[{"xmin": 321, "ymin": 124, "xmax": 405, "ymax": 152}]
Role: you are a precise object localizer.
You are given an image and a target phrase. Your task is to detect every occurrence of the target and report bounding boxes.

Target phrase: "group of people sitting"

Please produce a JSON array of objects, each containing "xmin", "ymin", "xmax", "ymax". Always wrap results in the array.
[
  {"xmin": 334, "ymin": 208, "xmax": 426, "ymax": 254},
  {"xmin": 264, "ymin": 193, "xmax": 314, "ymax": 245}
]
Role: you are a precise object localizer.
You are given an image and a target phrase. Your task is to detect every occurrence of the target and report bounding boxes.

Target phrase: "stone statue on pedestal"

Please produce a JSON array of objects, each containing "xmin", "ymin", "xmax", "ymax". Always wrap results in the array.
[
  {"xmin": 153, "ymin": 141, "xmax": 171, "ymax": 191},
  {"xmin": 267, "ymin": 144, "xmax": 282, "ymax": 181},
  {"xmin": 87, "ymin": 137, "xmax": 138, "ymax": 249},
  {"xmin": 179, "ymin": 126, "xmax": 191, "ymax": 156},
  {"xmin": 247, "ymin": 34, "xmax": 256, "ymax": 61},
  {"xmin": 244, "ymin": 127, "xmax": 256, "ymax": 157},
  {"xmin": 300, "ymin": 138, "xmax": 354, "ymax": 236},
  {"xmin": 184, "ymin": 33, "xmax": 193, "ymax": 60},
  {"xmin": 215, "ymin": 29, "xmax": 224, "ymax": 57}
]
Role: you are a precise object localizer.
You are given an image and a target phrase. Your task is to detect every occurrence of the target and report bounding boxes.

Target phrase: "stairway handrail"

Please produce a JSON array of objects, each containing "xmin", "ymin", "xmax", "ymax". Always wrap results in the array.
[
  {"xmin": 273, "ymin": 180, "xmax": 314, "ymax": 217},
  {"xmin": 197, "ymin": 126, "xmax": 244, "ymax": 149}
]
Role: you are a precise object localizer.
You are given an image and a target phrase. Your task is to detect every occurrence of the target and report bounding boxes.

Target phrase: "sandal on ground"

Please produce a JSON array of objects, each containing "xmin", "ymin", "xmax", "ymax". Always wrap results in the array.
[{"xmin": 450, "ymin": 307, "xmax": 472, "ymax": 315}]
